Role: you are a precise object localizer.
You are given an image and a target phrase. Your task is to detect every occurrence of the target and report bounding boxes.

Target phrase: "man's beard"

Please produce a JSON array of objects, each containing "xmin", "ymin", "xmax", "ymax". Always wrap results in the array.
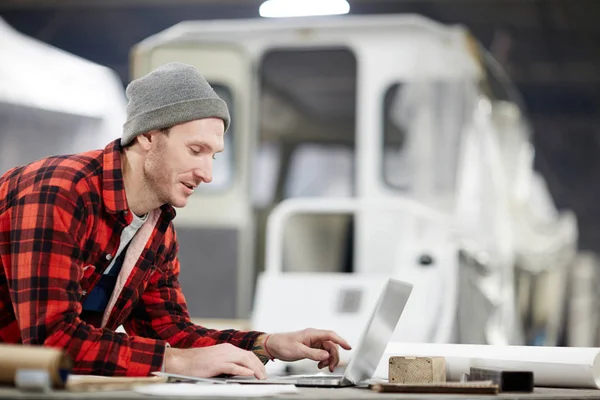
[{"xmin": 143, "ymin": 145, "xmax": 172, "ymax": 206}]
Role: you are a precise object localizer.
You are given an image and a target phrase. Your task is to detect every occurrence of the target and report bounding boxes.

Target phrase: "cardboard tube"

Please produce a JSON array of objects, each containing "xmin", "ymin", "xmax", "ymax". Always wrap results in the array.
[{"xmin": 0, "ymin": 344, "xmax": 72, "ymax": 389}]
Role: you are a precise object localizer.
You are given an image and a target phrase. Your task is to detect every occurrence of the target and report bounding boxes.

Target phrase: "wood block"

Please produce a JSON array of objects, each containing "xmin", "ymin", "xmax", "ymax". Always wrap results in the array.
[{"xmin": 388, "ymin": 356, "xmax": 446, "ymax": 384}]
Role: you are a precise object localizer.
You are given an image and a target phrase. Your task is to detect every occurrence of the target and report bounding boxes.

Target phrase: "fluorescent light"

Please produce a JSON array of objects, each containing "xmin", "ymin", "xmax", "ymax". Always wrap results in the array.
[{"xmin": 259, "ymin": 0, "xmax": 350, "ymax": 18}]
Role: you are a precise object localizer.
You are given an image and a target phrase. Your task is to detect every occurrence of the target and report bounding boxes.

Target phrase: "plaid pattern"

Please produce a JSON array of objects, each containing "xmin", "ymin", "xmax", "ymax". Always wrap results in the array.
[{"xmin": 0, "ymin": 139, "xmax": 263, "ymax": 376}]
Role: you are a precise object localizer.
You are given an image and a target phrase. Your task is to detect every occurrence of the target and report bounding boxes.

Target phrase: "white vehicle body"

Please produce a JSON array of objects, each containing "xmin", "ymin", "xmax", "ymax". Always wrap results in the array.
[{"xmin": 131, "ymin": 14, "xmax": 578, "ymax": 356}]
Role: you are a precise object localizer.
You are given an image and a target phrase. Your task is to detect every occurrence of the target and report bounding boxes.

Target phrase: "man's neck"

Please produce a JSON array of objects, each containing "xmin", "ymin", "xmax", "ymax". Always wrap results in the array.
[{"xmin": 121, "ymin": 149, "xmax": 159, "ymax": 216}]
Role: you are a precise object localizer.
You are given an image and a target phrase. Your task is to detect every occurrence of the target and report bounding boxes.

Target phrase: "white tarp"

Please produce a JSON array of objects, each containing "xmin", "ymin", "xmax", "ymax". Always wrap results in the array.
[{"xmin": 0, "ymin": 17, "xmax": 126, "ymax": 173}]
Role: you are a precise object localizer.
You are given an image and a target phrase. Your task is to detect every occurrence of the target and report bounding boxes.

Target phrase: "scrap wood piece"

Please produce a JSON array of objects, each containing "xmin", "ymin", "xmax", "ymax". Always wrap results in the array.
[
  {"xmin": 66, "ymin": 374, "xmax": 168, "ymax": 392},
  {"xmin": 388, "ymin": 356, "xmax": 446, "ymax": 383}
]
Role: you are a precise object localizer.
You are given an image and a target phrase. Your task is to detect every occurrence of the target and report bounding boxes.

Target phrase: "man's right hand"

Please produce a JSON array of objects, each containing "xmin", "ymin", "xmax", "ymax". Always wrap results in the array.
[{"xmin": 164, "ymin": 343, "xmax": 267, "ymax": 380}]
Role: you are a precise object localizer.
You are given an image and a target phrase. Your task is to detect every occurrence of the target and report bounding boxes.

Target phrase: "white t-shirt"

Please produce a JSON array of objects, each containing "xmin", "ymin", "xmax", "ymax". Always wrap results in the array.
[{"xmin": 103, "ymin": 211, "xmax": 148, "ymax": 275}]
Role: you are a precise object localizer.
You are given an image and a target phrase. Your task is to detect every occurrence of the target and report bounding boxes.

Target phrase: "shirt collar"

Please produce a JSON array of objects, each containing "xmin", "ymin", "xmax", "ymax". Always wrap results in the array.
[
  {"xmin": 102, "ymin": 139, "xmax": 128, "ymax": 214},
  {"xmin": 101, "ymin": 139, "xmax": 176, "ymax": 221}
]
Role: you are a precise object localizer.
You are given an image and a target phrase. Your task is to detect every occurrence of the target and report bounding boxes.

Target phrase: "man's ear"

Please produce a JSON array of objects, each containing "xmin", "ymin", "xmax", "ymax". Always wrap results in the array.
[{"xmin": 136, "ymin": 132, "xmax": 155, "ymax": 151}]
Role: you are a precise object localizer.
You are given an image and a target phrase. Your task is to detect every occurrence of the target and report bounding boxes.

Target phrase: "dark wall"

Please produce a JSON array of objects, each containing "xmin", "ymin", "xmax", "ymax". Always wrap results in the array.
[{"xmin": 2, "ymin": 0, "xmax": 599, "ymax": 251}]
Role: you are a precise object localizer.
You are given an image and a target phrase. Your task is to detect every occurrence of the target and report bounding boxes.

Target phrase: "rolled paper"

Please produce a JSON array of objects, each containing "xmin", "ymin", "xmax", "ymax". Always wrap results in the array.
[
  {"xmin": 0, "ymin": 344, "xmax": 71, "ymax": 389},
  {"xmin": 375, "ymin": 342, "xmax": 600, "ymax": 389}
]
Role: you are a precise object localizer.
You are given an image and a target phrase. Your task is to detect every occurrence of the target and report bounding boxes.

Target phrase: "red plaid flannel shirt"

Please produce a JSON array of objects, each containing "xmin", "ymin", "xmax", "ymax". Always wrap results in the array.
[{"xmin": 0, "ymin": 139, "xmax": 263, "ymax": 376}]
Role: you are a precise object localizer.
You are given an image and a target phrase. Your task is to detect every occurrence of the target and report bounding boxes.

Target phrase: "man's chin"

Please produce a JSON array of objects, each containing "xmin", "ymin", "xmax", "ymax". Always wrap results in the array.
[{"xmin": 169, "ymin": 197, "xmax": 189, "ymax": 208}]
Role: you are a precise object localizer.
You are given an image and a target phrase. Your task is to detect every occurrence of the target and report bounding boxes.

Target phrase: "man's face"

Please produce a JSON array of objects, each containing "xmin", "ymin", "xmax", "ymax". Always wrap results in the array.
[{"xmin": 143, "ymin": 118, "xmax": 225, "ymax": 208}]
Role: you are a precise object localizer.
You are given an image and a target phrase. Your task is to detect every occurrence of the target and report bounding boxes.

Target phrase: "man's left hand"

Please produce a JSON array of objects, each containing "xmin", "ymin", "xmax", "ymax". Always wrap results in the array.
[{"xmin": 262, "ymin": 328, "xmax": 352, "ymax": 372}]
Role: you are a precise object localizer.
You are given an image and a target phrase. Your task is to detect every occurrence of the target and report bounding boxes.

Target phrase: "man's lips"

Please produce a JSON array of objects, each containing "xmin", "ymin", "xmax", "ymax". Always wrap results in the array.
[{"xmin": 181, "ymin": 182, "xmax": 197, "ymax": 193}]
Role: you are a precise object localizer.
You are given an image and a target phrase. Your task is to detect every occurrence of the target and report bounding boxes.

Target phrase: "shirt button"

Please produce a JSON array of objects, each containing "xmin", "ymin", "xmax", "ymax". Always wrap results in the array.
[
  {"xmin": 106, "ymin": 254, "xmax": 113, "ymax": 261},
  {"xmin": 124, "ymin": 211, "xmax": 129, "ymax": 216},
  {"xmin": 82, "ymin": 290, "xmax": 87, "ymax": 296}
]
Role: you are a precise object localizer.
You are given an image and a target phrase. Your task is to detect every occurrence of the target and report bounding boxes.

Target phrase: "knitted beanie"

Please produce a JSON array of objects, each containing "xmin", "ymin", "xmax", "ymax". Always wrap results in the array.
[{"xmin": 121, "ymin": 62, "xmax": 230, "ymax": 146}]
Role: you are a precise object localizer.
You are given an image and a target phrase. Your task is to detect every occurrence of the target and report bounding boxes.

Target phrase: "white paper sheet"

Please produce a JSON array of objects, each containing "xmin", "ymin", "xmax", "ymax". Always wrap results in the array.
[
  {"xmin": 374, "ymin": 342, "xmax": 600, "ymax": 389},
  {"xmin": 134, "ymin": 383, "xmax": 299, "ymax": 397}
]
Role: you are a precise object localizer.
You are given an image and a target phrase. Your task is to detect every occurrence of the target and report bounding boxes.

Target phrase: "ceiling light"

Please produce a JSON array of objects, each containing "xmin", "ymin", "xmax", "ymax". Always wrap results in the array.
[{"xmin": 259, "ymin": 0, "xmax": 350, "ymax": 18}]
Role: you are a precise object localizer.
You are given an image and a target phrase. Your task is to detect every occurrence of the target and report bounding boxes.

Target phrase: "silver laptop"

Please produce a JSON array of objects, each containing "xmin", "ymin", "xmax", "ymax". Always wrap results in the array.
[
  {"xmin": 157, "ymin": 278, "xmax": 412, "ymax": 388},
  {"xmin": 286, "ymin": 278, "xmax": 412, "ymax": 387}
]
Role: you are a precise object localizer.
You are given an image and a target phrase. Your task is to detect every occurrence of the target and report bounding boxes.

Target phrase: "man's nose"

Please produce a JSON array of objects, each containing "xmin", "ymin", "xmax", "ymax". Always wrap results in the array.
[{"xmin": 193, "ymin": 164, "xmax": 212, "ymax": 184}]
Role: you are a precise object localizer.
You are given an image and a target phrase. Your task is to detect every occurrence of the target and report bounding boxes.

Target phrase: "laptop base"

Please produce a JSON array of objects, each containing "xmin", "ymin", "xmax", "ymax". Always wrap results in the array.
[{"xmin": 294, "ymin": 377, "xmax": 354, "ymax": 388}]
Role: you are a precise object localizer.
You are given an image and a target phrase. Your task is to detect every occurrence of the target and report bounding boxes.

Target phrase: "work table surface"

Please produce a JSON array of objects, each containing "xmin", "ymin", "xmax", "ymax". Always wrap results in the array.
[{"xmin": 1, "ymin": 386, "xmax": 600, "ymax": 400}]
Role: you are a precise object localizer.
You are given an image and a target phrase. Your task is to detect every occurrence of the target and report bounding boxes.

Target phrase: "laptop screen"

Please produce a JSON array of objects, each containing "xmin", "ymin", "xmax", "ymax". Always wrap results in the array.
[{"xmin": 342, "ymin": 279, "xmax": 413, "ymax": 384}]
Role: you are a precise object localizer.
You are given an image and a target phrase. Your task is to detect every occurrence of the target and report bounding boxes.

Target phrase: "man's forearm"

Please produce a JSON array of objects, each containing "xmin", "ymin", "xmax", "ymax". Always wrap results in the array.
[{"xmin": 44, "ymin": 319, "xmax": 168, "ymax": 376}]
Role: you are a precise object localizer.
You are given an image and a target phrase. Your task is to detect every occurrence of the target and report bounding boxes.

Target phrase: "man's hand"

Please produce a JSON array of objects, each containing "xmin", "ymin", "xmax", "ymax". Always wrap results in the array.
[
  {"xmin": 258, "ymin": 328, "xmax": 352, "ymax": 372},
  {"xmin": 164, "ymin": 343, "xmax": 267, "ymax": 379}
]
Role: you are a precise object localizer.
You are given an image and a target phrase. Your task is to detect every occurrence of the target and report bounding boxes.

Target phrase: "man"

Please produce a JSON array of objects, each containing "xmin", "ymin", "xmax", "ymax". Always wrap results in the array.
[{"xmin": 0, "ymin": 62, "xmax": 350, "ymax": 378}]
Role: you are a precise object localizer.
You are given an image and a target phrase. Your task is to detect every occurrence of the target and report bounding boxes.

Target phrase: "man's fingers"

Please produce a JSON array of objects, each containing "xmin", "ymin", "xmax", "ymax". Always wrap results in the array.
[
  {"xmin": 174, "ymin": 344, "xmax": 268, "ymax": 379},
  {"xmin": 308, "ymin": 329, "xmax": 352, "ymax": 350},
  {"xmin": 222, "ymin": 364, "xmax": 255, "ymax": 377},
  {"xmin": 306, "ymin": 347, "xmax": 330, "ymax": 362},
  {"xmin": 232, "ymin": 349, "xmax": 267, "ymax": 380},
  {"xmin": 247, "ymin": 352, "xmax": 267, "ymax": 380},
  {"xmin": 322, "ymin": 341, "xmax": 339, "ymax": 372}
]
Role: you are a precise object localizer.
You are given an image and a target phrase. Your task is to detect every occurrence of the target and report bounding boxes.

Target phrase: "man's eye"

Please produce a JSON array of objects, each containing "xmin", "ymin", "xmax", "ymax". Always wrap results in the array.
[{"xmin": 190, "ymin": 148, "xmax": 201, "ymax": 155}]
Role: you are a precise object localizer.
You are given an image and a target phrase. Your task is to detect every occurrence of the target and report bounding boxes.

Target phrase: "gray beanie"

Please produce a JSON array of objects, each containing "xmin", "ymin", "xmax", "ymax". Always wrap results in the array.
[{"xmin": 121, "ymin": 62, "xmax": 231, "ymax": 146}]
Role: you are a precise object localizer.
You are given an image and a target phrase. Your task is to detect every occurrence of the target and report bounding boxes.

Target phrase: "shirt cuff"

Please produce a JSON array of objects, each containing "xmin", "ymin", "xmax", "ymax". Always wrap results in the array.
[{"xmin": 161, "ymin": 342, "xmax": 171, "ymax": 373}]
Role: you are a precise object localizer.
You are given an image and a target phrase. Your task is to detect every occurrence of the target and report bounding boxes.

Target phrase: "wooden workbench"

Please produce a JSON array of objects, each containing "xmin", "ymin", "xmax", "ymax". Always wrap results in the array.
[{"xmin": 1, "ymin": 386, "xmax": 600, "ymax": 400}]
